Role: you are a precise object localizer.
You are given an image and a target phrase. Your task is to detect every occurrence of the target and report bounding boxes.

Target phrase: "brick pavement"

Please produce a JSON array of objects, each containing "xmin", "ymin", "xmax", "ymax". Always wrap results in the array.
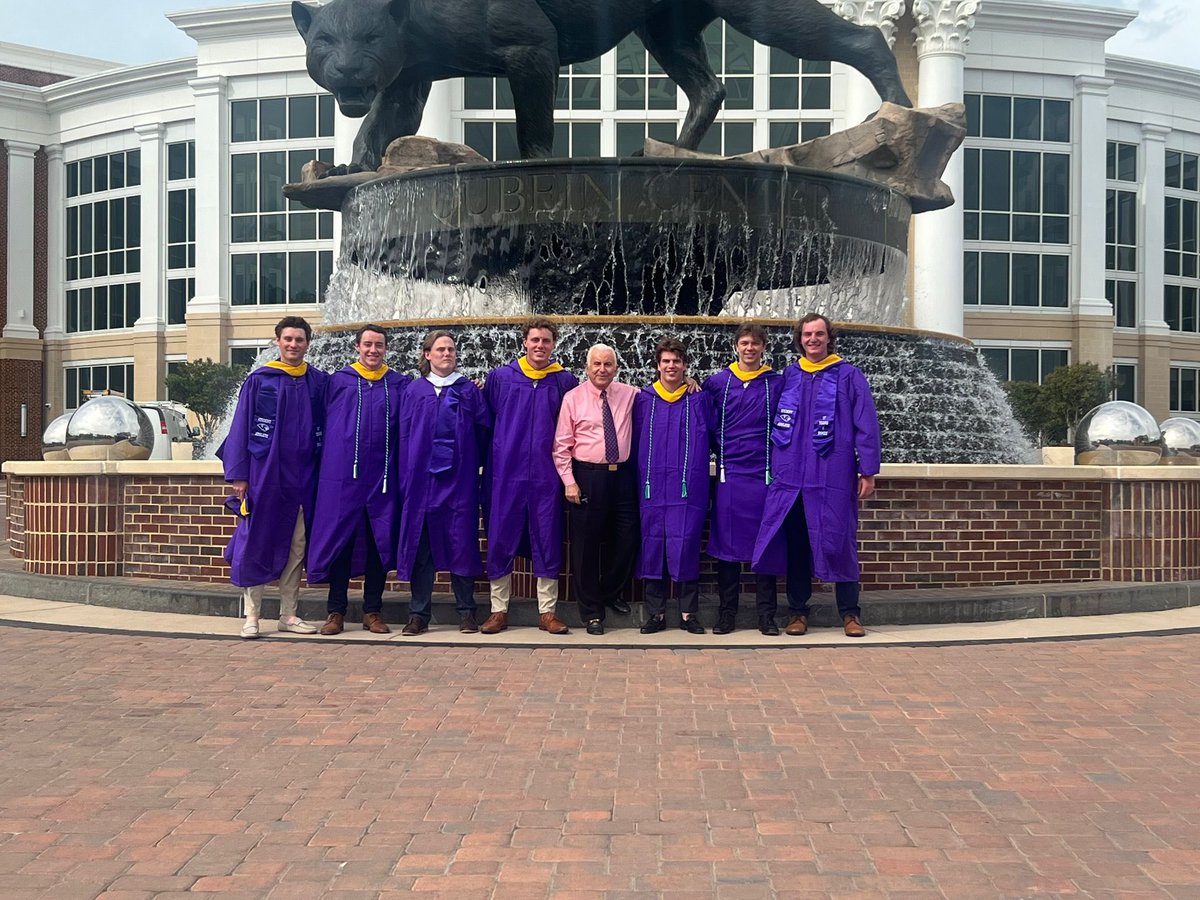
[{"xmin": 0, "ymin": 627, "xmax": 1199, "ymax": 898}]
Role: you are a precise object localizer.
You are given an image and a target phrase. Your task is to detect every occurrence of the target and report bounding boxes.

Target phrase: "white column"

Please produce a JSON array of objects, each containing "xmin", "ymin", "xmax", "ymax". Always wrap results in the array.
[
  {"xmin": 910, "ymin": 0, "xmax": 978, "ymax": 337},
  {"xmin": 43, "ymin": 144, "xmax": 65, "ymax": 343},
  {"xmin": 4, "ymin": 141, "xmax": 41, "ymax": 340},
  {"xmin": 1073, "ymin": 75, "xmax": 1114, "ymax": 321},
  {"xmin": 134, "ymin": 123, "xmax": 165, "ymax": 330},
  {"xmin": 834, "ymin": 0, "xmax": 905, "ymax": 125},
  {"xmin": 417, "ymin": 81, "xmax": 454, "ymax": 142},
  {"xmin": 189, "ymin": 75, "xmax": 228, "ymax": 315},
  {"xmin": 1139, "ymin": 123, "xmax": 1170, "ymax": 332}
]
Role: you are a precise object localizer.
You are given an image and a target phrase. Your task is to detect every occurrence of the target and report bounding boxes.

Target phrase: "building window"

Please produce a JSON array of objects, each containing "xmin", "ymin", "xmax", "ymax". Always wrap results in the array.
[
  {"xmin": 1112, "ymin": 362, "xmax": 1136, "ymax": 402},
  {"xmin": 615, "ymin": 121, "xmax": 678, "ymax": 158},
  {"xmin": 963, "ymin": 251, "xmax": 1068, "ymax": 307},
  {"xmin": 552, "ymin": 122, "xmax": 602, "ymax": 158},
  {"xmin": 1106, "ymin": 279, "xmax": 1137, "ymax": 329},
  {"xmin": 230, "ymin": 345, "xmax": 270, "ymax": 370},
  {"xmin": 231, "ymin": 95, "xmax": 335, "ymax": 142},
  {"xmin": 965, "ymin": 94, "xmax": 1070, "ymax": 143},
  {"xmin": 167, "ymin": 188, "xmax": 196, "ymax": 269},
  {"xmin": 167, "ymin": 277, "xmax": 194, "ymax": 326},
  {"xmin": 1171, "ymin": 365, "xmax": 1199, "ymax": 413},
  {"xmin": 768, "ymin": 121, "xmax": 832, "ymax": 147},
  {"xmin": 979, "ymin": 347, "xmax": 1069, "ymax": 383},
  {"xmin": 696, "ymin": 121, "xmax": 755, "ymax": 156},
  {"xmin": 65, "ymin": 362, "xmax": 135, "ymax": 409},
  {"xmin": 65, "ymin": 150, "xmax": 141, "ymax": 198},
  {"xmin": 1166, "ymin": 150, "xmax": 1199, "ymax": 192},
  {"xmin": 703, "ymin": 22, "xmax": 755, "ymax": 110},
  {"xmin": 1165, "ymin": 195, "xmax": 1199, "ymax": 278},
  {"xmin": 1165, "ymin": 285, "xmax": 1198, "ymax": 333},
  {"xmin": 768, "ymin": 48, "xmax": 830, "ymax": 111},
  {"xmin": 65, "ymin": 284, "xmax": 141, "ymax": 333},
  {"xmin": 616, "ymin": 35, "xmax": 678, "ymax": 110},
  {"xmin": 963, "ymin": 148, "xmax": 1070, "ymax": 244},
  {"xmin": 167, "ymin": 141, "xmax": 196, "ymax": 181},
  {"xmin": 65, "ymin": 196, "xmax": 142, "ymax": 283},
  {"xmin": 464, "ymin": 77, "xmax": 515, "ymax": 111},
  {"xmin": 1107, "ymin": 141, "xmax": 1137, "ymax": 182},
  {"xmin": 1106, "ymin": 189, "xmax": 1137, "ymax": 271},
  {"xmin": 231, "ymin": 148, "xmax": 335, "ymax": 243},
  {"xmin": 556, "ymin": 60, "xmax": 602, "ymax": 111},
  {"xmin": 230, "ymin": 250, "xmax": 334, "ymax": 306},
  {"xmin": 463, "ymin": 121, "xmax": 521, "ymax": 161}
]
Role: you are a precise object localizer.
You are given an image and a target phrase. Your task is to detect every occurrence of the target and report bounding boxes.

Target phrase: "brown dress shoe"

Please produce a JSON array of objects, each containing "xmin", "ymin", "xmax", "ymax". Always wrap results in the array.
[
  {"xmin": 843, "ymin": 614, "xmax": 866, "ymax": 637},
  {"xmin": 539, "ymin": 612, "xmax": 570, "ymax": 634},
  {"xmin": 785, "ymin": 615, "xmax": 808, "ymax": 636},
  {"xmin": 480, "ymin": 611, "xmax": 508, "ymax": 634},
  {"xmin": 363, "ymin": 612, "xmax": 391, "ymax": 634},
  {"xmin": 319, "ymin": 613, "xmax": 344, "ymax": 635},
  {"xmin": 401, "ymin": 616, "xmax": 427, "ymax": 636}
]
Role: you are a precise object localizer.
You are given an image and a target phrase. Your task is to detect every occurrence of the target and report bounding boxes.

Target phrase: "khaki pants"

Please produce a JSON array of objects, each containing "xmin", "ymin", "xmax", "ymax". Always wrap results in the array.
[
  {"xmin": 489, "ymin": 574, "xmax": 558, "ymax": 615},
  {"xmin": 242, "ymin": 509, "xmax": 305, "ymax": 619}
]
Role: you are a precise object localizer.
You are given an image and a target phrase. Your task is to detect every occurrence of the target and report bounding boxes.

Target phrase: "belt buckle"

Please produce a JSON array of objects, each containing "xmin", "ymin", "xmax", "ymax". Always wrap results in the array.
[{"xmin": 607, "ymin": 463, "xmax": 618, "ymax": 471}]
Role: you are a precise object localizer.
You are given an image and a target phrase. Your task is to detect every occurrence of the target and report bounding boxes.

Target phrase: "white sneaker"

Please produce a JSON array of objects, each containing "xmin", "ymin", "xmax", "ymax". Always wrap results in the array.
[
  {"xmin": 278, "ymin": 618, "xmax": 318, "ymax": 634},
  {"xmin": 240, "ymin": 622, "xmax": 260, "ymax": 640}
]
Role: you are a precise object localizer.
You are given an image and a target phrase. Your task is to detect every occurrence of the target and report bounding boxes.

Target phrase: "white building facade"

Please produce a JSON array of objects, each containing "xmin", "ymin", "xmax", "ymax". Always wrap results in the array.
[{"xmin": 0, "ymin": 0, "xmax": 1196, "ymax": 461}]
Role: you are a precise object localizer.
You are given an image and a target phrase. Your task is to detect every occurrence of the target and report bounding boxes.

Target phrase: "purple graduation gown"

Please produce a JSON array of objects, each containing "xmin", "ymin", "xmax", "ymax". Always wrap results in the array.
[
  {"xmin": 307, "ymin": 366, "xmax": 411, "ymax": 582},
  {"xmin": 394, "ymin": 376, "xmax": 491, "ymax": 580},
  {"xmin": 752, "ymin": 360, "xmax": 881, "ymax": 582},
  {"xmin": 217, "ymin": 364, "xmax": 329, "ymax": 588},
  {"xmin": 702, "ymin": 366, "xmax": 782, "ymax": 564},
  {"xmin": 483, "ymin": 360, "xmax": 578, "ymax": 579},
  {"xmin": 634, "ymin": 385, "xmax": 714, "ymax": 583}
]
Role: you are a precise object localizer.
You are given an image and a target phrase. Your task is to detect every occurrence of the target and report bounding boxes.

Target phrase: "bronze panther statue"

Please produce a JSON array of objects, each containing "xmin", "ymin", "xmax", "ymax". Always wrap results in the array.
[{"xmin": 292, "ymin": 0, "xmax": 911, "ymax": 171}]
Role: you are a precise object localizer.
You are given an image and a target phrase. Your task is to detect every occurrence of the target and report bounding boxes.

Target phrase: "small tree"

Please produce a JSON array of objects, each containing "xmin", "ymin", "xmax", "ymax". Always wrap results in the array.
[
  {"xmin": 1040, "ymin": 362, "xmax": 1114, "ymax": 445},
  {"xmin": 1003, "ymin": 380, "xmax": 1056, "ymax": 446},
  {"xmin": 165, "ymin": 358, "xmax": 244, "ymax": 440}
]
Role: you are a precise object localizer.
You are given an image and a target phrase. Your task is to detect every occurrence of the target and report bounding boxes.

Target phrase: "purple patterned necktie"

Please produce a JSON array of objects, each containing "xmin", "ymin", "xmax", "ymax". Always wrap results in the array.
[{"xmin": 601, "ymin": 389, "xmax": 618, "ymax": 464}]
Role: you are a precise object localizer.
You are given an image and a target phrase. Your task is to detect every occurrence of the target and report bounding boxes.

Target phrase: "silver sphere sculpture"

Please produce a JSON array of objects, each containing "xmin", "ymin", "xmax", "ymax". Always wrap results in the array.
[
  {"xmin": 65, "ymin": 395, "xmax": 155, "ymax": 461},
  {"xmin": 1159, "ymin": 416, "xmax": 1200, "ymax": 465},
  {"xmin": 1075, "ymin": 400, "xmax": 1164, "ymax": 466},
  {"xmin": 41, "ymin": 412, "xmax": 73, "ymax": 461}
]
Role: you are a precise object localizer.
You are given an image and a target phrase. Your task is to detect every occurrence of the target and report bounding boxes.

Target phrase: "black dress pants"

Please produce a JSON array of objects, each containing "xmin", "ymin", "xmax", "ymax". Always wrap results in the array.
[
  {"xmin": 716, "ymin": 559, "xmax": 779, "ymax": 618},
  {"xmin": 326, "ymin": 513, "xmax": 387, "ymax": 616},
  {"xmin": 783, "ymin": 496, "xmax": 861, "ymax": 619},
  {"xmin": 567, "ymin": 460, "xmax": 639, "ymax": 623}
]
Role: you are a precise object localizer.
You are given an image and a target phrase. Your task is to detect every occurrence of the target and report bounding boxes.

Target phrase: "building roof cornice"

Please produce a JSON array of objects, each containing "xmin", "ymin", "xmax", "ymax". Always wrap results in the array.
[
  {"xmin": 42, "ymin": 58, "xmax": 197, "ymax": 112},
  {"xmin": 167, "ymin": 1, "xmax": 310, "ymax": 41},
  {"xmin": 0, "ymin": 80, "xmax": 48, "ymax": 114},
  {"xmin": 976, "ymin": 0, "xmax": 1136, "ymax": 41},
  {"xmin": 1106, "ymin": 54, "xmax": 1200, "ymax": 104}
]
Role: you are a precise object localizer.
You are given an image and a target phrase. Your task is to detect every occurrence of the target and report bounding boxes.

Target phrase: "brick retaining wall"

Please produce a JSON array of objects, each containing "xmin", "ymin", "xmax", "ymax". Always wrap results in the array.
[{"xmin": 4, "ymin": 463, "xmax": 1199, "ymax": 591}]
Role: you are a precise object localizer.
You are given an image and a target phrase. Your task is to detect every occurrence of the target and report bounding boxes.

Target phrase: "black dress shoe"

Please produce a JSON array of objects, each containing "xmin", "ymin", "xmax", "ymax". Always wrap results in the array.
[
  {"xmin": 680, "ymin": 616, "xmax": 706, "ymax": 635},
  {"xmin": 607, "ymin": 598, "xmax": 632, "ymax": 616},
  {"xmin": 759, "ymin": 617, "xmax": 780, "ymax": 636},
  {"xmin": 586, "ymin": 619, "xmax": 605, "ymax": 635},
  {"xmin": 713, "ymin": 611, "xmax": 736, "ymax": 635},
  {"xmin": 640, "ymin": 615, "xmax": 666, "ymax": 634}
]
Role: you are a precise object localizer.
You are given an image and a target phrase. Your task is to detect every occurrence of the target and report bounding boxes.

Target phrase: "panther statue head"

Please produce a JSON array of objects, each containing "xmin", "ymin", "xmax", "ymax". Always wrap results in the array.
[{"xmin": 292, "ymin": 0, "xmax": 411, "ymax": 118}]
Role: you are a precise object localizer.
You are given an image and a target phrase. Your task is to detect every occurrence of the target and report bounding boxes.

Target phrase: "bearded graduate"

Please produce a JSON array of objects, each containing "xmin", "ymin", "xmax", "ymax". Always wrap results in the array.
[
  {"xmin": 752, "ymin": 313, "xmax": 881, "ymax": 638},
  {"xmin": 307, "ymin": 324, "xmax": 411, "ymax": 636},
  {"xmin": 217, "ymin": 316, "xmax": 328, "ymax": 639},
  {"xmin": 394, "ymin": 330, "xmax": 492, "ymax": 635},
  {"xmin": 702, "ymin": 322, "xmax": 784, "ymax": 636},
  {"xmin": 634, "ymin": 337, "xmax": 714, "ymax": 635}
]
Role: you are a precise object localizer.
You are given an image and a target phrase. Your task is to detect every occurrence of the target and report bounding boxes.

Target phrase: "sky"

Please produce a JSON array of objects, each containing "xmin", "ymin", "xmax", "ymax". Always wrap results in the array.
[{"xmin": 0, "ymin": 0, "xmax": 1196, "ymax": 70}]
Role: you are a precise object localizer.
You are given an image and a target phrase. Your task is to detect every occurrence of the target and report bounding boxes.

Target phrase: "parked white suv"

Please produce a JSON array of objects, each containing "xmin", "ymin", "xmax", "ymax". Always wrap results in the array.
[{"xmin": 136, "ymin": 401, "xmax": 197, "ymax": 460}]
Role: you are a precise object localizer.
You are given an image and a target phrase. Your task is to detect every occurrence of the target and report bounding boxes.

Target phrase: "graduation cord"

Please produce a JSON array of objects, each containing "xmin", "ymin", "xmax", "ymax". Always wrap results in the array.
[
  {"xmin": 643, "ymin": 393, "xmax": 690, "ymax": 500},
  {"xmin": 353, "ymin": 377, "xmax": 362, "ymax": 480},
  {"xmin": 719, "ymin": 373, "xmax": 773, "ymax": 486},
  {"xmin": 351, "ymin": 375, "xmax": 392, "ymax": 493}
]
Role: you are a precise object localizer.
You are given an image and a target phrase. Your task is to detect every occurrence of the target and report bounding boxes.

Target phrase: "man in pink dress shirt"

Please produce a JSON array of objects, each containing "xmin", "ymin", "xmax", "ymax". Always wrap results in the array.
[{"xmin": 552, "ymin": 343, "xmax": 640, "ymax": 635}]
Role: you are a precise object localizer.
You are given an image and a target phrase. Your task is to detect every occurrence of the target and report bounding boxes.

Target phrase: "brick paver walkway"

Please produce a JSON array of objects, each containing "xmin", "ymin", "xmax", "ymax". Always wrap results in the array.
[{"xmin": 1, "ymin": 627, "xmax": 1198, "ymax": 898}]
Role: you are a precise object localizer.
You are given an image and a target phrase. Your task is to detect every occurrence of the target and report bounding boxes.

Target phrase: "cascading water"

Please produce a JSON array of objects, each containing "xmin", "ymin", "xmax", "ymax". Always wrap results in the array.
[{"xmin": 210, "ymin": 157, "xmax": 1034, "ymax": 464}]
